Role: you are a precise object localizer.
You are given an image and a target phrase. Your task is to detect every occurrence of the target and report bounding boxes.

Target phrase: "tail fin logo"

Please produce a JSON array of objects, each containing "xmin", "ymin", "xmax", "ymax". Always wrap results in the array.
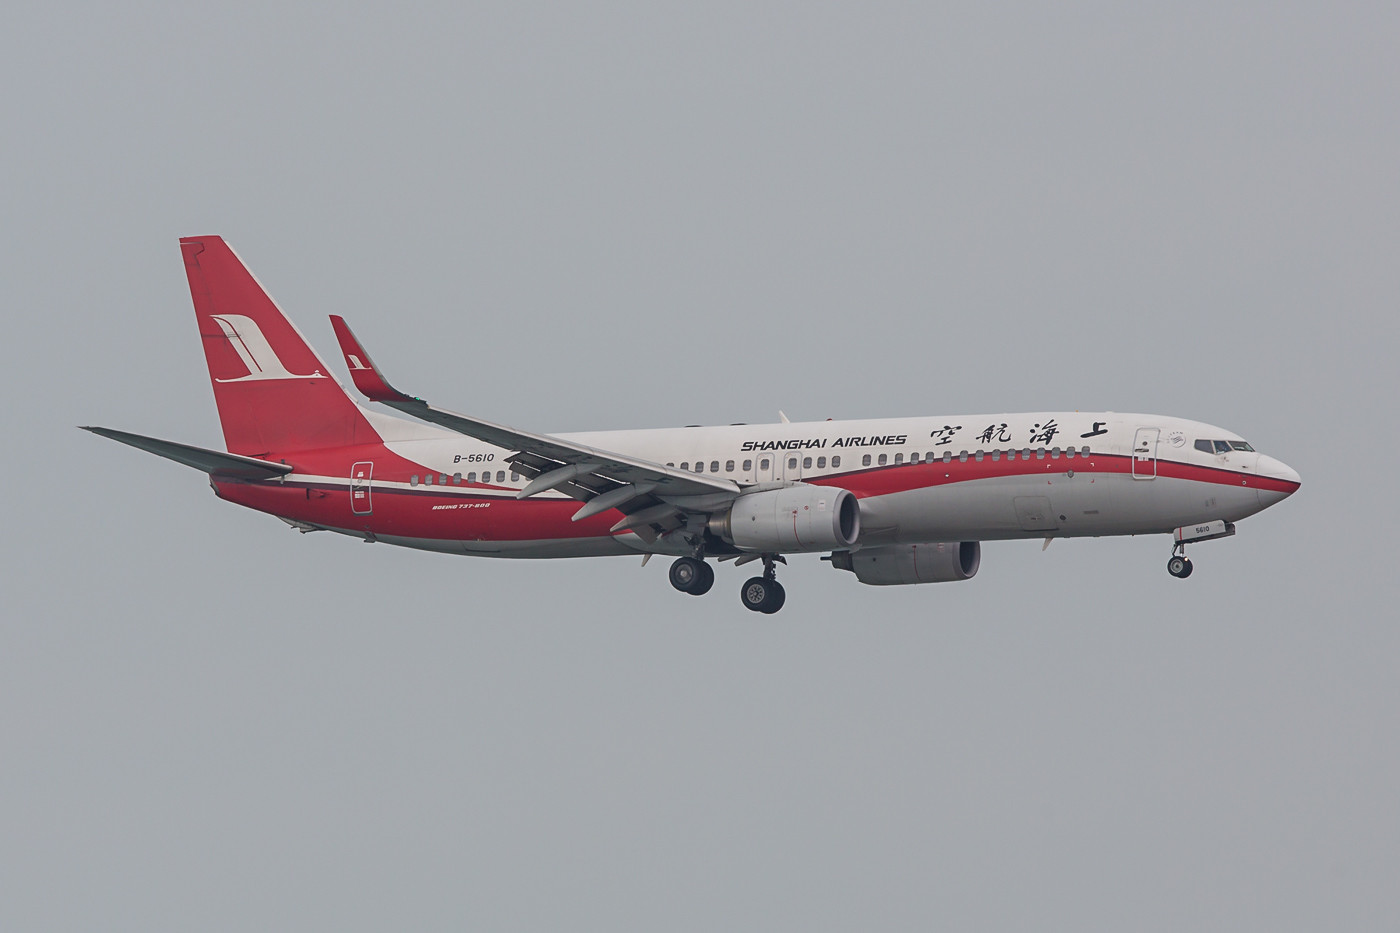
[{"xmin": 209, "ymin": 314, "xmax": 326, "ymax": 382}]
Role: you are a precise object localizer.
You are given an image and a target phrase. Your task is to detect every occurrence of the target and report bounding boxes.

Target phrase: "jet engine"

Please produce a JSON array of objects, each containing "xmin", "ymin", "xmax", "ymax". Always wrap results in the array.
[
  {"xmin": 709, "ymin": 484, "xmax": 860, "ymax": 553},
  {"xmin": 828, "ymin": 541, "xmax": 980, "ymax": 586}
]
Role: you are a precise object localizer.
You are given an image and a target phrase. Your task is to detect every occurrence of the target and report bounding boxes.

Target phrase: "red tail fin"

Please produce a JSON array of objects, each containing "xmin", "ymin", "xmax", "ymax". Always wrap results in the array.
[{"xmin": 181, "ymin": 236, "xmax": 379, "ymax": 456}]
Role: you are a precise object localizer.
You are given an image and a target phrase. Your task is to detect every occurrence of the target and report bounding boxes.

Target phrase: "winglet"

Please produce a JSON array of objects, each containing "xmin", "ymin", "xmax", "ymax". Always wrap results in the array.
[{"xmin": 328, "ymin": 315, "xmax": 416, "ymax": 403}]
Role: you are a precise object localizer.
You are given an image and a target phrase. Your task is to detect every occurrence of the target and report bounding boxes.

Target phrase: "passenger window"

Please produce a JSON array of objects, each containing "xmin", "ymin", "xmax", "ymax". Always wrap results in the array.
[
  {"xmin": 803, "ymin": 457, "xmax": 813, "ymax": 469},
  {"xmin": 760, "ymin": 458, "xmax": 770, "ymax": 471},
  {"xmin": 974, "ymin": 450, "xmax": 983, "ymax": 462},
  {"xmin": 510, "ymin": 472, "xmax": 519, "ymax": 483},
  {"xmin": 943, "ymin": 451, "xmax": 952, "ymax": 463},
  {"xmin": 1080, "ymin": 446, "xmax": 1090, "ymax": 457},
  {"xmin": 956, "ymin": 450, "xmax": 966, "ymax": 463},
  {"xmin": 1051, "ymin": 447, "xmax": 1060, "ymax": 458},
  {"xmin": 863, "ymin": 454, "xmax": 872, "ymax": 467},
  {"xmin": 496, "ymin": 471, "xmax": 506, "ymax": 483},
  {"xmin": 667, "ymin": 462, "xmax": 675, "ymax": 468},
  {"xmin": 894, "ymin": 453, "xmax": 903, "ymax": 465},
  {"xmin": 1021, "ymin": 448, "xmax": 1031, "ymax": 460},
  {"xmin": 410, "ymin": 474, "xmax": 419, "ymax": 486},
  {"xmin": 695, "ymin": 462, "xmax": 704, "ymax": 473},
  {"xmin": 467, "ymin": 472, "xmax": 477, "ymax": 483},
  {"xmin": 424, "ymin": 474, "xmax": 433, "ymax": 485},
  {"xmin": 1036, "ymin": 448, "xmax": 1045, "ymax": 459},
  {"xmin": 711, "ymin": 461, "xmax": 720, "ymax": 473},
  {"xmin": 788, "ymin": 457, "xmax": 798, "ymax": 471},
  {"xmin": 817, "ymin": 456, "xmax": 826, "ymax": 469},
  {"xmin": 991, "ymin": 450, "xmax": 1001, "ymax": 461},
  {"xmin": 743, "ymin": 459, "xmax": 753, "ymax": 471},
  {"xmin": 910, "ymin": 452, "xmax": 920, "ymax": 463},
  {"xmin": 1065, "ymin": 448, "xmax": 1074, "ymax": 459},
  {"xmin": 453, "ymin": 472, "xmax": 462, "ymax": 484},
  {"xmin": 878, "ymin": 453, "xmax": 888, "ymax": 466},
  {"xmin": 680, "ymin": 462, "xmax": 689, "ymax": 471},
  {"xmin": 831, "ymin": 456, "xmax": 841, "ymax": 468},
  {"xmin": 726, "ymin": 460, "xmax": 735, "ymax": 472},
  {"xmin": 441, "ymin": 474, "xmax": 449, "ymax": 484}
]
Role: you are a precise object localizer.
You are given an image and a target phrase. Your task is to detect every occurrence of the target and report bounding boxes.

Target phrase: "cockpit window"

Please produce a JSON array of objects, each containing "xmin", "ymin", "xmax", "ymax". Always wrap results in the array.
[{"xmin": 1197, "ymin": 438, "xmax": 1257, "ymax": 454}]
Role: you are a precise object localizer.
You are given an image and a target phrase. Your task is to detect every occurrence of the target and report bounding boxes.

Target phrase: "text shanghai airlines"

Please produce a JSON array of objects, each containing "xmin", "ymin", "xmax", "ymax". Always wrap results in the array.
[{"xmin": 85, "ymin": 237, "xmax": 1302, "ymax": 613}]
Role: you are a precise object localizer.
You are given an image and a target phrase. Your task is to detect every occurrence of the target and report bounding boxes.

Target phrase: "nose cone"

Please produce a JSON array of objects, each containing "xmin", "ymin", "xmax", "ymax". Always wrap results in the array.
[{"xmin": 1256, "ymin": 454, "xmax": 1301, "ymax": 507}]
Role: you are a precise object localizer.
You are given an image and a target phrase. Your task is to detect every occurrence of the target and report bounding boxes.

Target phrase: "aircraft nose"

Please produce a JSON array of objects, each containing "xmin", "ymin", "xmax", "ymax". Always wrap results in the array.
[
  {"xmin": 1256, "ymin": 454, "xmax": 1301, "ymax": 506},
  {"xmin": 1258, "ymin": 455, "xmax": 1301, "ymax": 488}
]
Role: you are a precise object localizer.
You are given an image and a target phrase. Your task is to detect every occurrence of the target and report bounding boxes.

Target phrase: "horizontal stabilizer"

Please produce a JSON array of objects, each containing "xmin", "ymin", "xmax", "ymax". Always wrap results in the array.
[{"xmin": 80, "ymin": 426, "xmax": 294, "ymax": 479}]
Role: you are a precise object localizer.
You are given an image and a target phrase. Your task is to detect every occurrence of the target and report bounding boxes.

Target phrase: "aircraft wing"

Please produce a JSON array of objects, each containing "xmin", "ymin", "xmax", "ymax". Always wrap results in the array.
[
  {"xmin": 80, "ymin": 426, "xmax": 294, "ymax": 479},
  {"xmin": 329, "ymin": 317, "xmax": 740, "ymax": 537}
]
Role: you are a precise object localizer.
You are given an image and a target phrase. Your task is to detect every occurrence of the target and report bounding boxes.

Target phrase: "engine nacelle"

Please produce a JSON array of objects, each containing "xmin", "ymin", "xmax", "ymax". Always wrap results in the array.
[
  {"xmin": 829, "ymin": 541, "xmax": 980, "ymax": 586},
  {"xmin": 710, "ymin": 484, "xmax": 860, "ymax": 553}
]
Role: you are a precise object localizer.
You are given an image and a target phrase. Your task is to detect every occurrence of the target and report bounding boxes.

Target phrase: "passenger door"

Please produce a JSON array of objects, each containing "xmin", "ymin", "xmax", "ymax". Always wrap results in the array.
[
  {"xmin": 350, "ymin": 461, "xmax": 373, "ymax": 514},
  {"xmin": 1132, "ymin": 428, "xmax": 1158, "ymax": 480}
]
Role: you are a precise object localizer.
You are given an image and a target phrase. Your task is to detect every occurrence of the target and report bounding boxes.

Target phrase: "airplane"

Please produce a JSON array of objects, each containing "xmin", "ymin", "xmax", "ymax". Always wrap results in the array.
[{"xmin": 84, "ymin": 236, "xmax": 1302, "ymax": 613}]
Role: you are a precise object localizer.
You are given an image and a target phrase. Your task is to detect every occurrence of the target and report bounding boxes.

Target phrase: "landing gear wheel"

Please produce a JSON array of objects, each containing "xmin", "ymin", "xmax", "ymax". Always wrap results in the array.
[
  {"xmin": 1167, "ymin": 555, "xmax": 1194, "ymax": 578},
  {"xmin": 691, "ymin": 560, "xmax": 715, "ymax": 595},
  {"xmin": 740, "ymin": 577, "xmax": 786, "ymax": 613},
  {"xmin": 670, "ymin": 557, "xmax": 713, "ymax": 595}
]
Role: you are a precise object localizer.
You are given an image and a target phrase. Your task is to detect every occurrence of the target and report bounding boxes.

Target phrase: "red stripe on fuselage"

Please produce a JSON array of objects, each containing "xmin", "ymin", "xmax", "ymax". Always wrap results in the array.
[
  {"xmin": 215, "ymin": 480, "xmax": 623, "ymax": 541},
  {"xmin": 803, "ymin": 453, "xmax": 1300, "ymax": 497}
]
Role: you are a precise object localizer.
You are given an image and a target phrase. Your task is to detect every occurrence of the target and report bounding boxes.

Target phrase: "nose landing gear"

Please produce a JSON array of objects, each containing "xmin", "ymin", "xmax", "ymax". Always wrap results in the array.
[{"xmin": 1167, "ymin": 544, "xmax": 1194, "ymax": 579}]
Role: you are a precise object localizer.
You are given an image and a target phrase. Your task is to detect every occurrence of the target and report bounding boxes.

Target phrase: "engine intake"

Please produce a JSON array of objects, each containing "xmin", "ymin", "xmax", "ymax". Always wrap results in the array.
[
  {"xmin": 829, "ymin": 541, "xmax": 980, "ymax": 586},
  {"xmin": 710, "ymin": 484, "xmax": 860, "ymax": 553}
]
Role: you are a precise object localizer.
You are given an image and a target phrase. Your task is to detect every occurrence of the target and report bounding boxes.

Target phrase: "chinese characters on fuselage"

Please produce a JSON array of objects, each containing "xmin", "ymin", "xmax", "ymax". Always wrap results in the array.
[{"xmin": 739, "ymin": 418, "xmax": 1098, "ymax": 456}]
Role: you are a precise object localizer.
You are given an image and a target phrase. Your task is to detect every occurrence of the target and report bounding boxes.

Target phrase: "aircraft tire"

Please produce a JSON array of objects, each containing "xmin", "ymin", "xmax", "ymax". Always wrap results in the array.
[
  {"xmin": 1167, "ymin": 555, "xmax": 1193, "ymax": 578},
  {"xmin": 760, "ymin": 580, "xmax": 786, "ymax": 614},
  {"xmin": 690, "ymin": 560, "xmax": 715, "ymax": 596},
  {"xmin": 740, "ymin": 576, "xmax": 785, "ymax": 613},
  {"xmin": 741, "ymin": 576, "xmax": 770, "ymax": 611},
  {"xmin": 670, "ymin": 557, "xmax": 707, "ymax": 594}
]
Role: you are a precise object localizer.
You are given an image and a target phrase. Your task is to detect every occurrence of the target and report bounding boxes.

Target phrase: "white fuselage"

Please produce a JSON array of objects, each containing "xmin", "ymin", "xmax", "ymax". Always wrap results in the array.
[{"xmin": 292, "ymin": 409, "xmax": 1300, "ymax": 558}]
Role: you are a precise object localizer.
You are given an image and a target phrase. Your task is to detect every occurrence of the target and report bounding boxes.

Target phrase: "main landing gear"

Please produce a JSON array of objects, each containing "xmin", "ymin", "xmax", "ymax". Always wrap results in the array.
[
  {"xmin": 739, "ymin": 555, "xmax": 785, "ymax": 614},
  {"xmin": 667, "ymin": 554, "xmax": 787, "ymax": 613},
  {"xmin": 1167, "ymin": 544, "xmax": 1194, "ymax": 579},
  {"xmin": 668, "ymin": 556, "xmax": 715, "ymax": 596}
]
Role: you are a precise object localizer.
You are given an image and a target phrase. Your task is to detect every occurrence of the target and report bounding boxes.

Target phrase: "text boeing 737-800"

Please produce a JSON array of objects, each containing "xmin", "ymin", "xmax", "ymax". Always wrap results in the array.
[{"xmin": 84, "ymin": 236, "xmax": 1301, "ymax": 613}]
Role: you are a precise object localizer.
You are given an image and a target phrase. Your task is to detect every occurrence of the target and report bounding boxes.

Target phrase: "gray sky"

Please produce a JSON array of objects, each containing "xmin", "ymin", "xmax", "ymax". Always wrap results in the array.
[{"xmin": 3, "ymin": 2, "xmax": 1397, "ymax": 929}]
